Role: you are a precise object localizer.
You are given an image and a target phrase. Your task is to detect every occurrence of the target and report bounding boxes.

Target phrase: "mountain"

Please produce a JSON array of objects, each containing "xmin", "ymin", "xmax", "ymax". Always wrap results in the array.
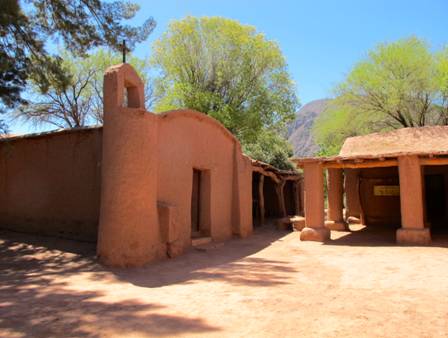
[{"xmin": 288, "ymin": 99, "xmax": 330, "ymax": 157}]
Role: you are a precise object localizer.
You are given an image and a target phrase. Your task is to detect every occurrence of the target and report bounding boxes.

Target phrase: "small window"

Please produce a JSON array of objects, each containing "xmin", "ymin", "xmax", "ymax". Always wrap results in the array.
[
  {"xmin": 123, "ymin": 86, "xmax": 141, "ymax": 108},
  {"xmin": 123, "ymin": 87, "xmax": 129, "ymax": 107}
]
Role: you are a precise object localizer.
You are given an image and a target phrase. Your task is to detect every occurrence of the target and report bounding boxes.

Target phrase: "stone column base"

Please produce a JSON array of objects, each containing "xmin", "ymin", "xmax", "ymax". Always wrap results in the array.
[
  {"xmin": 325, "ymin": 220, "xmax": 348, "ymax": 231},
  {"xmin": 300, "ymin": 227, "xmax": 330, "ymax": 242},
  {"xmin": 396, "ymin": 228, "xmax": 431, "ymax": 245},
  {"xmin": 291, "ymin": 216, "xmax": 306, "ymax": 231},
  {"xmin": 346, "ymin": 216, "xmax": 361, "ymax": 224}
]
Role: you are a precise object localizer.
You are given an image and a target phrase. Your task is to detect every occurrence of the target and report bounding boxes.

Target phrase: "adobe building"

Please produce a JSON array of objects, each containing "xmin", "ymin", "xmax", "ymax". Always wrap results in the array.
[
  {"xmin": 293, "ymin": 126, "xmax": 448, "ymax": 245},
  {"xmin": 0, "ymin": 63, "xmax": 302, "ymax": 267}
]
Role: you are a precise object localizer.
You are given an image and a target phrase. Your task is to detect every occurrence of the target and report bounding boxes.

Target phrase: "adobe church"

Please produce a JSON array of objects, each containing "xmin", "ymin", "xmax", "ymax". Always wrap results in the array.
[{"xmin": 0, "ymin": 63, "xmax": 302, "ymax": 267}]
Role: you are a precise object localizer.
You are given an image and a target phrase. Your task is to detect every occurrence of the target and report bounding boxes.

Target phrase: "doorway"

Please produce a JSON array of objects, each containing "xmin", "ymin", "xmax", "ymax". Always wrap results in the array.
[
  {"xmin": 191, "ymin": 169, "xmax": 201, "ymax": 237},
  {"xmin": 284, "ymin": 180, "xmax": 296, "ymax": 216},
  {"xmin": 252, "ymin": 173, "xmax": 261, "ymax": 226},
  {"xmin": 191, "ymin": 169, "xmax": 211, "ymax": 238},
  {"xmin": 425, "ymin": 174, "xmax": 446, "ymax": 232},
  {"xmin": 263, "ymin": 177, "xmax": 281, "ymax": 218}
]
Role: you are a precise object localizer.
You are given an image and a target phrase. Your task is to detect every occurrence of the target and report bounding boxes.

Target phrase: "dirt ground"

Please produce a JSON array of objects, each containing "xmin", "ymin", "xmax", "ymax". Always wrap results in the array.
[{"xmin": 1, "ymin": 225, "xmax": 448, "ymax": 338}]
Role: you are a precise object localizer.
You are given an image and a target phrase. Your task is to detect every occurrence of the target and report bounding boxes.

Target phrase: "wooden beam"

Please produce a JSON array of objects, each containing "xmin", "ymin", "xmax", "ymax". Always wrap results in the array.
[
  {"xmin": 419, "ymin": 157, "xmax": 448, "ymax": 166},
  {"xmin": 276, "ymin": 180, "xmax": 287, "ymax": 217},
  {"xmin": 282, "ymin": 175, "xmax": 302, "ymax": 181},
  {"xmin": 323, "ymin": 159, "xmax": 398, "ymax": 169},
  {"xmin": 295, "ymin": 154, "xmax": 448, "ymax": 170},
  {"xmin": 252, "ymin": 166, "xmax": 281, "ymax": 184}
]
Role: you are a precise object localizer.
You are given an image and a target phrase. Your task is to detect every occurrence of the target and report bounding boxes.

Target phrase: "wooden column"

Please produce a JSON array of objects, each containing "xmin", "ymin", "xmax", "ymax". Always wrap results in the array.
[
  {"xmin": 276, "ymin": 180, "xmax": 287, "ymax": 217},
  {"xmin": 325, "ymin": 168, "xmax": 348, "ymax": 231},
  {"xmin": 300, "ymin": 162, "xmax": 330, "ymax": 242},
  {"xmin": 396, "ymin": 155, "xmax": 431, "ymax": 245},
  {"xmin": 258, "ymin": 174, "xmax": 265, "ymax": 226}
]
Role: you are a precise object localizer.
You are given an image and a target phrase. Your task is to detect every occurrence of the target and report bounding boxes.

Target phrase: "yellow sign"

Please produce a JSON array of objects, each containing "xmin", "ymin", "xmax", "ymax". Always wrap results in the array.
[{"xmin": 373, "ymin": 185, "xmax": 400, "ymax": 196}]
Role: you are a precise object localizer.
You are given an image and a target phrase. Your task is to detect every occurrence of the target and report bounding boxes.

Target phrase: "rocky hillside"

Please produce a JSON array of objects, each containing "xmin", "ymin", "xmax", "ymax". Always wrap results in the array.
[{"xmin": 288, "ymin": 99, "xmax": 330, "ymax": 157}]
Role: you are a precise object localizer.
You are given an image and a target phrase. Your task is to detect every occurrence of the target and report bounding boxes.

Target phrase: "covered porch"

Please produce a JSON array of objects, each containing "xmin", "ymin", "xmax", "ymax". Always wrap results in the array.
[
  {"xmin": 292, "ymin": 152, "xmax": 448, "ymax": 245},
  {"xmin": 251, "ymin": 160, "xmax": 303, "ymax": 228}
]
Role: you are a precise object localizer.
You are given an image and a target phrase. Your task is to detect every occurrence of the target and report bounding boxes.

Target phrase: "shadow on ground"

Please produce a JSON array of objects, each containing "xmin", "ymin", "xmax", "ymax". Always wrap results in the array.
[
  {"xmin": 112, "ymin": 226, "xmax": 297, "ymax": 288},
  {"xmin": 0, "ymin": 230, "xmax": 221, "ymax": 337},
  {"xmin": 325, "ymin": 224, "xmax": 448, "ymax": 248},
  {"xmin": 0, "ymin": 227, "xmax": 295, "ymax": 336}
]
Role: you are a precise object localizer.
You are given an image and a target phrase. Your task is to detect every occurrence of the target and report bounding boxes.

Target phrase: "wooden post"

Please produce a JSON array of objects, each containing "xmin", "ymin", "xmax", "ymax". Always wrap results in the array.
[
  {"xmin": 258, "ymin": 174, "xmax": 265, "ymax": 226},
  {"xmin": 276, "ymin": 180, "xmax": 287, "ymax": 217}
]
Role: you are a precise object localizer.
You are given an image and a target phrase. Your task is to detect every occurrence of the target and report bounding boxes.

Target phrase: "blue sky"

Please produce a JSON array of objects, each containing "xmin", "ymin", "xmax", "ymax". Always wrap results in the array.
[
  {"xmin": 10, "ymin": 0, "xmax": 448, "ymax": 133},
  {"xmin": 131, "ymin": 0, "xmax": 448, "ymax": 103}
]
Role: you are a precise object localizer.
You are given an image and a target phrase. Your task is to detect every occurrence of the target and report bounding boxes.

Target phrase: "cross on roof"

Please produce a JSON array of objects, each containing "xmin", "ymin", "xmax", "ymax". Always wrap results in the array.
[{"xmin": 122, "ymin": 39, "xmax": 128, "ymax": 63}]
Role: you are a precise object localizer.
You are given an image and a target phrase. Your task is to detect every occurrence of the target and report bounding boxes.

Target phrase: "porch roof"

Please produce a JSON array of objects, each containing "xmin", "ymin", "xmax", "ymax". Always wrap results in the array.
[
  {"xmin": 291, "ymin": 126, "xmax": 448, "ymax": 169},
  {"xmin": 251, "ymin": 159, "xmax": 301, "ymax": 183}
]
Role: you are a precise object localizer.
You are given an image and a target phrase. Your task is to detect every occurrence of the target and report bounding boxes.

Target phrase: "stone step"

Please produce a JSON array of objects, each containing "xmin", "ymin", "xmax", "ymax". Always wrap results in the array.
[
  {"xmin": 275, "ymin": 216, "xmax": 306, "ymax": 231},
  {"xmin": 192, "ymin": 236, "xmax": 212, "ymax": 247},
  {"xmin": 291, "ymin": 216, "xmax": 306, "ymax": 231}
]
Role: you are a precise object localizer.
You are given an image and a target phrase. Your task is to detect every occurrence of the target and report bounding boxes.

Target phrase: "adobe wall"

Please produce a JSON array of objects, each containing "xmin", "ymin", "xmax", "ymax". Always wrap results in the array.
[
  {"xmin": 0, "ymin": 128, "xmax": 102, "ymax": 241},
  {"xmin": 156, "ymin": 110, "xmax": 253, "ymax": 254},
  {"xmin": 358, "ymin": 167, "xmax": 401, "ymax": 226}
]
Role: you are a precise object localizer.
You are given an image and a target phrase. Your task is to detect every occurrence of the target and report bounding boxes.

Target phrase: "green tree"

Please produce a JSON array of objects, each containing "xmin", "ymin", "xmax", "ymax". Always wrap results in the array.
[
  {"xmin": 435, "ymin": 46, "xmax": 448, "ymax": 124},
  {"xmin": 243, "ymin": 129, "xmax": 294, "ymax": 169},
  {"xmin": 314, "ymin": 37, "xmax": 447, "ymax": 156},
  {"xmin": 0, "ymin": 0, "xmax": 155, "ymax": 130},
  {"xmin": 313, "ymin": 102, "xmax": 387, "ymax": 156},
  {"xmin": 151, "ymin": 16, "xmax": 298, "ymax": 168},
  {"xmin": 0, "ymin": 120, "xmax": 7, "ymax": 134},
  {"xmin": 16, "ymin": 49, "xmax": 151, "ymax": 128}
]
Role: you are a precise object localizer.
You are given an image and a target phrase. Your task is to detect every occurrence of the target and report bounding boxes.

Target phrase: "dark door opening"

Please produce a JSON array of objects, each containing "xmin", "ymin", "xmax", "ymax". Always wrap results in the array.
[
  {"xmin": 263, "ymin": 177, "xmax": 281, "ymax": 218},
  {"xmin": 425, "ymin": 174, "xmax": 446, "ymax": 232},
  {"xmin": 252, "ymin": 173, "xmax": 261, "ymax": 226},
  {"xmin": 191, "ymin": 169, "xmax": 201, "ymax": 237},
  {"xmin": 284, "ymin": 181, "xmax": 296, "ymax": 216}
]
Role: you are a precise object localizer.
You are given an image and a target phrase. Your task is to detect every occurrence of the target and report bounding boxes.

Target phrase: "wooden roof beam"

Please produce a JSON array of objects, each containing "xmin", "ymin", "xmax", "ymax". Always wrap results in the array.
[
  {"xmin": 323, "ymin": 159, "xmax": 398, "ymax": 169},
  {"xmin": 419, "ymin": 157, "xmax": 448, "ymax": 166},
  {"xmin": 252, "ymin": 166, "xmax": 281, "ymax": 184}
]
